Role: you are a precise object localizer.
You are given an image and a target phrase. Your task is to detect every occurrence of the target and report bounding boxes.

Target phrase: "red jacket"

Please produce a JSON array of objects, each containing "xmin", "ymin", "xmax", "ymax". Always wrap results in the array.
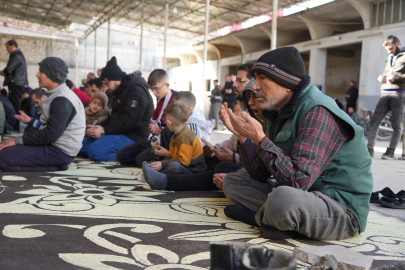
[{"xmin": 72, "ymin": 88, "xmax": 90, "ymax": 106}]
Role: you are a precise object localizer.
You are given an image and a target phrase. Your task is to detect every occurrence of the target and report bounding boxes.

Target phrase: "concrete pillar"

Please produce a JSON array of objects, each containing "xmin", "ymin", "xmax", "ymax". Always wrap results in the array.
[
  {"xmin": 75, "ymin": 39, "xmax": 78, "ymax": 86},
  {"xmin": 163, "ymin": 1, "xmax": 168, "ymax": 70},
  {"xmin": 84, "ymin": 38, "xmax": 87, "ymax": 80},
  {"xmin": 202, "ymin": 0, "xmax": 210, "ymax": 115},
  {"xmin": 309, "ymin": 48, "xmax": 327, "ymax": 93},
  {"xmin": 271, "ymin": 0, "xmax": 278, "ymax": 50},
  {"xmin": 94, "ymin": 30, "xmax": 97, "ymax": 74},
  {"xmin": 107, "ymin": 20, "xmax": 111, "ymax": 61}
]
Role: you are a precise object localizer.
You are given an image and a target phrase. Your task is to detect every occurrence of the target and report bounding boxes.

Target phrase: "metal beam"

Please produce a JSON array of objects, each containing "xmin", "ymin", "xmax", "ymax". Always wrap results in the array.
[{"xmin": 79, "ymin": 0, "xmax": 134, "ymax": 43}]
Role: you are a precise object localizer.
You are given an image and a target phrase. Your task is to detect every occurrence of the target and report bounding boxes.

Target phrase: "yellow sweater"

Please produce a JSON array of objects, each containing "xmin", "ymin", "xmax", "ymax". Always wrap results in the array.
[{"xmin": 161, "ymin": 126, "xmax": 207, "ymax": 173}]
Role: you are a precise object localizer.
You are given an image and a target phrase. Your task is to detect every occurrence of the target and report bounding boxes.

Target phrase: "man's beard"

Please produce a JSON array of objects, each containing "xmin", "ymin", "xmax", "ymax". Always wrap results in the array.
[
  {"xmin": 257, "ymin": 92, "xmax": 290, "ymax": 111},
  {"xmin": 394, "ymin": 46, "xmax": 401, "ymax": 55},
  {"xmin": 234, "ymin": 87, "xmax": 244, "ymax": 101}
]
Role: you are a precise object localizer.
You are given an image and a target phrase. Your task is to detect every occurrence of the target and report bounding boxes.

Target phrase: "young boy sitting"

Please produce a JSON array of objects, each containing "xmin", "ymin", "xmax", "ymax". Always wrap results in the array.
[
  {"xmin": 85, "ymin": 92, "xmax": 110, "ymax": 126},
  {"xmin": 142, "ymin": 102, "xmax": 207, "ymax": 190}
]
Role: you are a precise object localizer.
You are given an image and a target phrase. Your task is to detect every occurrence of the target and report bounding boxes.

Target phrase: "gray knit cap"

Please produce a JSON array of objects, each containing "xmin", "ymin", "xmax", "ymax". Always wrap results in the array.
[
  {"xmin": 244, "ymin": 78, "xmax": 255, "ymax": 93},
  {"xmin": 38, "ymin": 57, "xmax": 69, "ymax": 84}
]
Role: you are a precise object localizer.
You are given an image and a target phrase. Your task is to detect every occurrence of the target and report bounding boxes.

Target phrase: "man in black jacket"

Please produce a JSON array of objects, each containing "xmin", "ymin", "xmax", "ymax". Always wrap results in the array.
[
  {"xmin": 222, "ymin": 74, "xmax": 237, "ymax": 112},
  {"xmin": 0, "ymin": 40, "xmax": 28, "ymax": 131},
  {"xmin": 80, "ymin": 56, "xmax": 154, "ymax": 161},
  {"xmin": 345, "ymin": 80, "xmax": 358, "ymax": 113}
]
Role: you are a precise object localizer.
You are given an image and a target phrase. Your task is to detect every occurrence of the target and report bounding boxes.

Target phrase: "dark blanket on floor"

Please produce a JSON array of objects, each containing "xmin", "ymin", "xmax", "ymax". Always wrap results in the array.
[{"xmin": 0, "ymin": 158, "xmax": 404, "ymax": 269}]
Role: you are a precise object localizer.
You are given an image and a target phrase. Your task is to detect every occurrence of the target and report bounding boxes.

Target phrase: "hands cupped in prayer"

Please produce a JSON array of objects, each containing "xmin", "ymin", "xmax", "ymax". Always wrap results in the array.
[{"xmin": 222, "ymin": 103, "xmax": 265, "ymax": 145}]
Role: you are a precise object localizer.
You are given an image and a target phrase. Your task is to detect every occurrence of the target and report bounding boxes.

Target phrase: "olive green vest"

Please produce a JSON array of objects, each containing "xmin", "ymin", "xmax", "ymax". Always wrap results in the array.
[{"xmin": 266, "ymin": 83, "xmax": 373, "ymax": 233}]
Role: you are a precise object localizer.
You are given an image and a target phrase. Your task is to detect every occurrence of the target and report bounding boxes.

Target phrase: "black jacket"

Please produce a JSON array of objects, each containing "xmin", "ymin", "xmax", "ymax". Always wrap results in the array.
[
  {"xmin": 100, "ymin": 75, "xmax": 154, "ymax": 142},
  {"xmin": 345, "ymin": 86, "xmax": 358, "ymax": 110},
  {"xmin": 3, "ymin": 49, "xmax": 28, "ymax": 86}
]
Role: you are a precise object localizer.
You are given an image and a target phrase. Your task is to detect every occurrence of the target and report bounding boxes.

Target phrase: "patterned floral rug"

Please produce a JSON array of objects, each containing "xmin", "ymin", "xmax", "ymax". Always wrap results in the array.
[{"xmin": 0, "ymin": 156, "xmax": 404, "ymax": 269}]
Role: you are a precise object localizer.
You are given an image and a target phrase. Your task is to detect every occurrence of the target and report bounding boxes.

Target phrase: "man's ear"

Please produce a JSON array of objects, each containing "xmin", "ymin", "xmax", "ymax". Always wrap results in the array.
[
  {"xmin": 188, "ymin": 106, "xmax": 192, "ymax": 113},
  {"xmin": 166, "ymin": 119, "xmax": 172, "ymax": 126}
]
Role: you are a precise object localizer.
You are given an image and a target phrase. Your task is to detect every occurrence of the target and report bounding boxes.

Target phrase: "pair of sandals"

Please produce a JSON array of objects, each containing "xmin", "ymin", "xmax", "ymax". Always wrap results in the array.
[{"xmin": 370, "ymin": 187, "xmax": 405, "ymax": 209}]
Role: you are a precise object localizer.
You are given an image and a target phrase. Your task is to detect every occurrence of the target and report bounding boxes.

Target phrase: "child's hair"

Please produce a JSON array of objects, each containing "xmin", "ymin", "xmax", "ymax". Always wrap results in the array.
[
  {"xmin": 148, "ymin": 69, "xmax": 168, "ymax": 86},
  {"xmin": 173, "ymin": 91, "xmax": 196, "ymax": 109},
  {"xmin": 164, "ymin": 102, "xmax": 190, "ymax": 126},
  {"xmin": 88, "ymin": 92, "xmax": 108, "ymax": 109}
]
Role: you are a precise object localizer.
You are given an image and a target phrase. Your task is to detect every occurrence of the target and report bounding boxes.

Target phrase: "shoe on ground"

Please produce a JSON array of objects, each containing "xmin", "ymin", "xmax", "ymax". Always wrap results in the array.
[
  {"xmin": 368, "ymin": 148, "xmax": 374, "ymax": 158},
  {"xmin": 382, "ymin": 148, "xmax": 395, "ymax": 160}
]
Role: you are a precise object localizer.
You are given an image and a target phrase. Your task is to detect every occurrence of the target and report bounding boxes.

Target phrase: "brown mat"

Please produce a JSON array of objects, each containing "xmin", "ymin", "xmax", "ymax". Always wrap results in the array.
[{"xmin": 0, "ymin": 158, "xmax": 404, "ymax": 269}]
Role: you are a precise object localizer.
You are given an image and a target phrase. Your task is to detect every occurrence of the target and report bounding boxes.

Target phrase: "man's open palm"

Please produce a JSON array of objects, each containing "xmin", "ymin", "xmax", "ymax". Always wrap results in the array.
[{"xmin": 15, "ymin": 111, "xmax": 31, "ymax": 124}]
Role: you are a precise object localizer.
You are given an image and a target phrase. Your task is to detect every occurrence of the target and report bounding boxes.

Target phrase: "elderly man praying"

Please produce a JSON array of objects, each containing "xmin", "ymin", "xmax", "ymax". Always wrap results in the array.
[{"xmin": 221, "ymin": 47, "xmax": 373, "ymax": 241}]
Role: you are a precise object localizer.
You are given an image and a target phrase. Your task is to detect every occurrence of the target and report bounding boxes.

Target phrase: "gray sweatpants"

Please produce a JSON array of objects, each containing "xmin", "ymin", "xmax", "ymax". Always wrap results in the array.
[{"xmin": 223, "ymin": 172, "xmax": 359, "ymax": 240}]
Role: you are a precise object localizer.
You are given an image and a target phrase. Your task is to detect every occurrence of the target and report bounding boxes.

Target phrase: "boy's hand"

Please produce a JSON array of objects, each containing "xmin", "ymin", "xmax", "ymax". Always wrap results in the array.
[
  {"xmin": 213, "ymin": 145, "xmax": 234, "ymax": 162},
  {"xmin": 149, "ymin": 162, "xmax": 162, "ymax": 171},
  {"xmin": 213, "ymin": 173, "xmax": 227, "ymax": 190},
  {"xmin": 148, "ymin": 120, "xmax": 161, "ymax": 135},
  {"xmin": 154, "ymin": 145, "xmax": 169, "ymax": 156},
  {"xmin": 202, "ymin": 138, "xmax": 215, "ymax": 158}
]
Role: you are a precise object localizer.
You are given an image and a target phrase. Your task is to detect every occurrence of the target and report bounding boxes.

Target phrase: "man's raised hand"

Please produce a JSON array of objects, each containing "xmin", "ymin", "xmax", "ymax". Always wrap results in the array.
[
  {"xmin": 228, "ymin": 109, "xmax": 265, "ymax": 144},
  {"xmin": 15, "ymin": 111, "xmax": 31, "ymax": 124},
  {"xmin": 220, "ymin": 102, "xmax": 240, "ymax": 137}
]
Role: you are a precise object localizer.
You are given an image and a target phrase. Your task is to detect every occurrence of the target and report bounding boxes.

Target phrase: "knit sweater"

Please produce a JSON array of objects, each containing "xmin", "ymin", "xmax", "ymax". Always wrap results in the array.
[{"xmin": 162, "ymin": 126, "xmax": 207, "ymax": 173}]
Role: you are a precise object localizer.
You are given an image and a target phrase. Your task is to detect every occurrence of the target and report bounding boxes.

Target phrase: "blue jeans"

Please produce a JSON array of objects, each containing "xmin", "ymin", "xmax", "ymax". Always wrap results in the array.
[{"xmin": 78, "ymin": 135, "xmax": 135, "ymax": 161}]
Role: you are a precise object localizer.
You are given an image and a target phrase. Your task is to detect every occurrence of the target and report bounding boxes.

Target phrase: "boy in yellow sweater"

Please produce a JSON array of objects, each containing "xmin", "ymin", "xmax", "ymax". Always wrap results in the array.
[{"xmin": 142, "ymin": 102, "xmax": 207, "ymax": 190}]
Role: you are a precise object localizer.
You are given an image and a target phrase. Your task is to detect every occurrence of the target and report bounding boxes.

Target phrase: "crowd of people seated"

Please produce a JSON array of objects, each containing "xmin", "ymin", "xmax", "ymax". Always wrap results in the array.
[{"xmin": 0, "ymin": 44, "xmax": 373, "ymax": 242}]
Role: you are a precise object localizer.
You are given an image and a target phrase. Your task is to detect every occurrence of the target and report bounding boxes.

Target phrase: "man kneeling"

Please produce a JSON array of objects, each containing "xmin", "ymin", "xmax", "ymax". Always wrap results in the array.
[
  {"xmin": 0, "ymin": 57, "xmax": 85, "ymax": 171},
  {"xmin": 221, "ymin": 47, "xmax": 373, "ymax": 241}
]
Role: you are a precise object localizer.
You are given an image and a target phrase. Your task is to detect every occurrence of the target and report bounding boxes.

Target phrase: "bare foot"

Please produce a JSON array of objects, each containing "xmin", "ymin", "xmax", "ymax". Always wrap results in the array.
[{"xmin": 141, "ymin": 174, "xmax": 146, "ymax": 183}]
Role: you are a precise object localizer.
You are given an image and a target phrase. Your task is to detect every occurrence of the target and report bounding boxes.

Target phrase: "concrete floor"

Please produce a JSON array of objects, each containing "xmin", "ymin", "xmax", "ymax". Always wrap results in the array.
[{"xmin": 210, "ymin": 126, "xmax": 405, "ymax": 220}]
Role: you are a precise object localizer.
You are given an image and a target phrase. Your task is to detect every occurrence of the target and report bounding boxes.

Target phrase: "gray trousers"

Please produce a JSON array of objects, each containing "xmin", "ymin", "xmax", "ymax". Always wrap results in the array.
[
  {"xmin": 161, "ymin": 161, "xmax": 193, "ymax": 175},
  {"xmin": 208, "ymin": 102, "xmax": 221, "ymax": 128},
  {"xmin": 223, "ymin": 172, "xmax": 359, "ymax": 240},
  {"xmin": 367, "ymin": 92, "xmax": 405, "ymax": 150}
]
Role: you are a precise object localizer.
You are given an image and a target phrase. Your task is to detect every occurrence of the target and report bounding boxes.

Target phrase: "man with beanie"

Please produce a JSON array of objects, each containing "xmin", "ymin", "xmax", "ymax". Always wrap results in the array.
[
  {"xmin": 367, "ymin": 35, "xmax": 405, "ymax": 160},
  {"xmin": 220, "ymin": 47, "xmax": 372, "ymax": 241},
  {"xmin": 0, "ymin": 40, "xmax": 28, "ymax": 131},
  {"xmin": 0, "ymin": 57, "xmax": 85, "ymax": 171},
  {"xmin": 80, "ymin": 56, "xmax": 154, "ymax": 161}
]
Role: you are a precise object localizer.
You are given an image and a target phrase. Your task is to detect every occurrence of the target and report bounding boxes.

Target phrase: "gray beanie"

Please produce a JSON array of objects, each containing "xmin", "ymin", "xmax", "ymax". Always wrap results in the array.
[
  {"xmin": 38, "ymin": 57, "xmax": 69, "ymax": 84},
  {"xmin": 244, "ymin": 78, "xmax": 255, "ymax": 93}
]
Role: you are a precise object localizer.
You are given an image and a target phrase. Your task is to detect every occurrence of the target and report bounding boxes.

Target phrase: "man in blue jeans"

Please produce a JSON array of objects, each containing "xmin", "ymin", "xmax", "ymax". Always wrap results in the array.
[
  {"xmin": 367, "ymin": 35, "xmax": 405, "ymax": 160},
  {"xmin": 79, "ymin": 56, "xmax": 154, "ymax": 161}
]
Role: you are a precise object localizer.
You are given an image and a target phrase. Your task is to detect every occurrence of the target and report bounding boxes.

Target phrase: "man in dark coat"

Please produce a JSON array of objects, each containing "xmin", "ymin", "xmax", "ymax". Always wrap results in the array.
[
  {"xmin": 80, "ymin": 56, "xmax": 154, "ymax": 161},
  {"xmin": 345, "ymin": 80, "xmax": 358, "ymax": 112},
  {"xmin": 0, "ymin": 40, "xmax": 28, "ymax": 131}
]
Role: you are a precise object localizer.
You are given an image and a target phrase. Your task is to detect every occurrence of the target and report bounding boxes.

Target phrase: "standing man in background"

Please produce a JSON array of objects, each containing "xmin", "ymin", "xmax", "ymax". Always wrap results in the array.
[
  {"xmin": 345, "ymin": 80, "xmax": 358, "ymax": 113},
  {"xmin": 208, "ymin": 79, "xmax": 222, "ymax": 130},
  {"xmin": 0, "ymin": 40, "xmax": 28, "ymax": 131},
  {"xmin": 367, "ymin": 35, "xmax": 405, "ymax": 160},
  {"xmin": 222, "ymin": 74, "xmax": 237, "ymax": 112}
]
